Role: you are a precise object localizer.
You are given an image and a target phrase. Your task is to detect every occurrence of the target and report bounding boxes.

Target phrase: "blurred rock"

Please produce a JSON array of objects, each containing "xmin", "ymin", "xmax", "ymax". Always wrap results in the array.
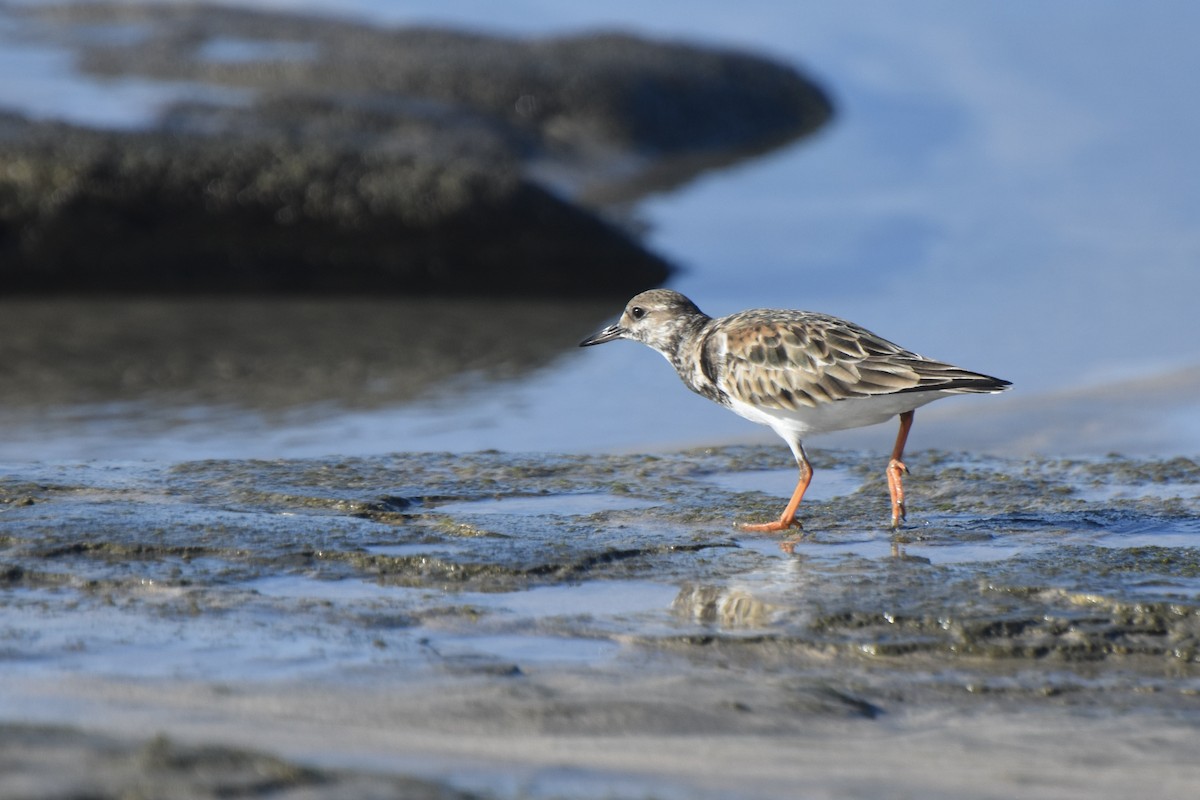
[
  {"xmin": 0, "ymin": 115, "xmax": 668, "ymax": 295},
  {"xmin": 0, "ymin": 3, "xmax": 832, "ymax": 295}
]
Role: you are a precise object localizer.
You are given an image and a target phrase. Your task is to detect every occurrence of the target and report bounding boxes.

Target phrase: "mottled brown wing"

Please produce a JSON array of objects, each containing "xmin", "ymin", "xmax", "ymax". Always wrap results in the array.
[{"xmin": 706, "ymin": 311, "xmax": 1003, "ymax": 411}]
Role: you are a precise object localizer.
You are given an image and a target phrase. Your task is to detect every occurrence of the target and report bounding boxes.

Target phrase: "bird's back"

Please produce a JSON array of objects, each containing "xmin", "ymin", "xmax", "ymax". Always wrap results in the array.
[{"xmin": 691, "ymin": 308, "xmax": 1009, "ymax": 416}]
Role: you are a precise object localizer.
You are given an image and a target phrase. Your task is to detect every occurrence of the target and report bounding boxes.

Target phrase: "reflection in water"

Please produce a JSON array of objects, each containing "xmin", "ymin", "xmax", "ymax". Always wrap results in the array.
[
  {"xmin": 674, "ymin": 583, "xmax": 778, "ymax": 628},
  {"xmin": 0, "ymin": 297, "xmax": 612, "ymax": 410}
]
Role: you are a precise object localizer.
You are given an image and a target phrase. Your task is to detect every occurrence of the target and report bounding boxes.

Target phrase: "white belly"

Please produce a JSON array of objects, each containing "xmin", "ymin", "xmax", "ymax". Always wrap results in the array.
[{"xmin": 726, "ymin": 392, "xmax": 946, "ymax": 438}]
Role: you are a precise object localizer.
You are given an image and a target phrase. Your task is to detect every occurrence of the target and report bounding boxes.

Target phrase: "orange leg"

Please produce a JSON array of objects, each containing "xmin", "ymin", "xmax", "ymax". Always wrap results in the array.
[
  {"xmin": 740, "ymin": 444, "xmax": 813, "ymax": 532},
  {"xmin": 886, "ymin": 410, "xmax": 915, "ymax": 528}
]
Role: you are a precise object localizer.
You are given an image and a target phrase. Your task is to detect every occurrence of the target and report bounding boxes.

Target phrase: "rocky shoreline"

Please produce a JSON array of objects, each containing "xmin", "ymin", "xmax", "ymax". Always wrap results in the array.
[{"xmin": 2, "ymin": 447, "xmax": 1199, "ymax": 798}]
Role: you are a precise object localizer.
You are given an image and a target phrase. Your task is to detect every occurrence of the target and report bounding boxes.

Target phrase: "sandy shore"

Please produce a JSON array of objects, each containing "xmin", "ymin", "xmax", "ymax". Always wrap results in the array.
[{"xmin": 4, "ymin": 669, "xmax": 1200, "ymax": 799}]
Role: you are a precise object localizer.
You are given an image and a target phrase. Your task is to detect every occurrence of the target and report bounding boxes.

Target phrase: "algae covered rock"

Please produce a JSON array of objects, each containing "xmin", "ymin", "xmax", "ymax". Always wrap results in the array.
[
  {"xmin": 0, "ymin": 3, "xmax": 832, "ymax": 295},
  {"xmin": 0, "ymin": 117, "xmax": 669, "ymax": 295}
]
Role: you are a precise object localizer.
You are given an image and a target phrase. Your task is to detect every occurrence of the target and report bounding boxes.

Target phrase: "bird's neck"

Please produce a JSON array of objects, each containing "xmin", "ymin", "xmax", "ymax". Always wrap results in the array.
[{"xmin": 663, "ymin": 314, "xmax": 714, "ymax": 385}]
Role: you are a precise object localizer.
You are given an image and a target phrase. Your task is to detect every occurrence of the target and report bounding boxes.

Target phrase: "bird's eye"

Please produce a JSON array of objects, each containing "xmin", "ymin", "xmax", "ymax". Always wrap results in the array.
[{"xmin": 630, "ymin": 306, "xmax": 646, "ymax": 320}]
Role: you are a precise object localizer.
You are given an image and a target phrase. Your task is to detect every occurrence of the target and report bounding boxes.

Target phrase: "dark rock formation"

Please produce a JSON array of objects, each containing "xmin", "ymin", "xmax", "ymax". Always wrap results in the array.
[
  {"xmin": 0, "ymin": 116, "xmax": 669, "ymax": 295},
  {"xmin": 0, "ymin": 3, "xmax": 832, "ymax": 295}
]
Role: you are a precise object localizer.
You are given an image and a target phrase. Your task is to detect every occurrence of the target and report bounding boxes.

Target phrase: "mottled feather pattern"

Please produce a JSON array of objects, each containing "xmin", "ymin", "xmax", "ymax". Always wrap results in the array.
[
  {"xmin": 579, "ymin": 287, "xmax": 1009, "ymax": 421},
  {"xmin": 700, "ymin": 310, "xmax": 1004, "ymax": 411}
]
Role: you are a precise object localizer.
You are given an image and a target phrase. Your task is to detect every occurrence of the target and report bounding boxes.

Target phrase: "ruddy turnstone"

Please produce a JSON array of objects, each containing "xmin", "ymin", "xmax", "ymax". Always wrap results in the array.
[{"xmin": 580, "ymin": 289, "xmax": 1010, "ymax": 530}]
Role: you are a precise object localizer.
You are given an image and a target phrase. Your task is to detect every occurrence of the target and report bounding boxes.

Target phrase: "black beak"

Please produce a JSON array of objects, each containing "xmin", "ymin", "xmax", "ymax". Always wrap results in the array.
[{"xmin": 579, "ymin": 323, "xmax": 625, "ymax": 347}]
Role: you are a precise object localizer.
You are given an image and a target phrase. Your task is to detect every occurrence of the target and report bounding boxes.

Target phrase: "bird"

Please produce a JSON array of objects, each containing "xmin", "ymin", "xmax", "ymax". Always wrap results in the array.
[{"xmin": 579, "ymin": 289, "xmax": 1010, "ymax": 531}]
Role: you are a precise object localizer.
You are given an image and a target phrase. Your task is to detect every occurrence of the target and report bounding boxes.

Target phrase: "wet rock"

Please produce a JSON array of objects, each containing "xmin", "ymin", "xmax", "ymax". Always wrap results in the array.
[
  {"xmin": 3, "ymin": 447, "xmax": 1198, "ymax": 682},
  {"xmin": 0, "ymin": 3, "xmax": 832, "ymax": 295},
  {"xmin": 0, "ymin": 115, "xmax": 669, "ymax": 295},
  {"xmin": 2, "ymin": 448, "xmax": 1199, "ymax": 800}
]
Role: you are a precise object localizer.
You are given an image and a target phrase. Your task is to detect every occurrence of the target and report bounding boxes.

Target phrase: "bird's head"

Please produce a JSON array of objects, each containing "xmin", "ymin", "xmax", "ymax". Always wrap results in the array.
[{"xmin": 578, "ymin": 289, "xmax": 708, "ymax": 355}]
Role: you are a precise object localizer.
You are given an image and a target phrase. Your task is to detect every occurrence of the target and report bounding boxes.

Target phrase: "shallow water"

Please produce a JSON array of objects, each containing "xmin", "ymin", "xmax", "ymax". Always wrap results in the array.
[{"xmin": 1, "ymin": 2, "xmax": 1199, "ymax": 459}]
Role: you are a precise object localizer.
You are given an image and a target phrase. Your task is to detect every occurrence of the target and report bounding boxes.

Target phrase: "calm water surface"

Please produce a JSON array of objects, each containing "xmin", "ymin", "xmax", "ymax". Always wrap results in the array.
[{"xmin": 1, "ymin": 1, "xmax": 1198, "ymax": 459}]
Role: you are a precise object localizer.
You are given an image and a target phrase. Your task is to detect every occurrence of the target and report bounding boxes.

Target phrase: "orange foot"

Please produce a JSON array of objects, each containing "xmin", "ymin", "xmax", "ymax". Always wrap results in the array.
[
  {"xmin": 886, "ymin": 457, "xmax": 909, "ymax": 529},
  {"xmin": 737, "ymin": 516, "xmax": 801, "ymax": 533},
  {"xmin": 740, "ymin": 459, "xmax": 812, "ymax": 534}
]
